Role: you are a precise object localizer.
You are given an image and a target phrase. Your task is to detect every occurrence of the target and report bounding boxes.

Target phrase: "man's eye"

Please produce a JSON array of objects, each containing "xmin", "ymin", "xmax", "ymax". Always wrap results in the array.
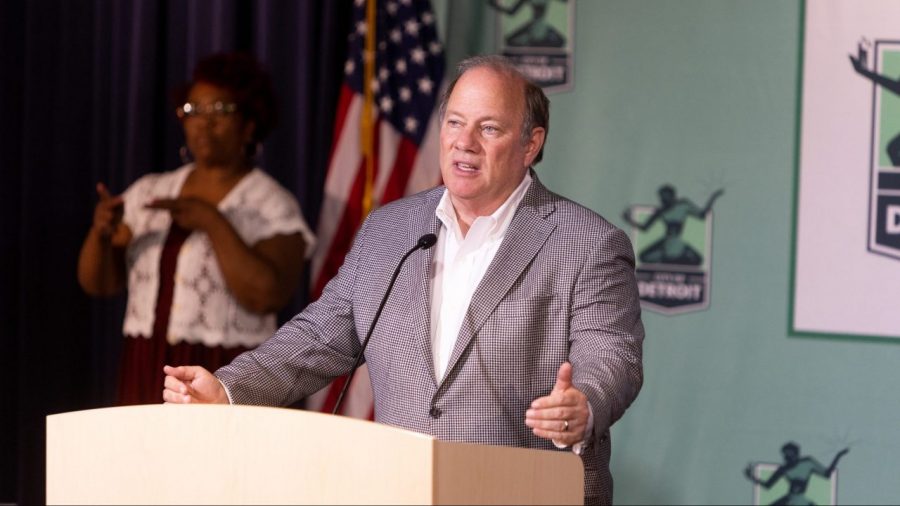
[{"xmin": 483, "ymin": 125, "xmax": 498, "ymax": 134}]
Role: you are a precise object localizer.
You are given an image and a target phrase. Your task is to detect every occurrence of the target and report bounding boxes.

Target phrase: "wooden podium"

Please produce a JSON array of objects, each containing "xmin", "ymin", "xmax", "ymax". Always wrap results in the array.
[{"xmin": 46, "ymin": 404, "xmax": 584, "ymax": 505}]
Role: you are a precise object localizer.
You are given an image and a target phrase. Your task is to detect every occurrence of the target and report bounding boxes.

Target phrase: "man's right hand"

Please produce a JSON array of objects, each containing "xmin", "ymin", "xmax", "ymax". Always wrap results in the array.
[{"xmin": 163, "ymin": 365, "xmax": 229, "ymax": 404}]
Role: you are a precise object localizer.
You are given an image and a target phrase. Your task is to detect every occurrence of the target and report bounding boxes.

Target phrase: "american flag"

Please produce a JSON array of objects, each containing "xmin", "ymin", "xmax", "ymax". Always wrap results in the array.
[{"xmin": 305, "ymin": 0, "xmax": 445, "ymax": 418}]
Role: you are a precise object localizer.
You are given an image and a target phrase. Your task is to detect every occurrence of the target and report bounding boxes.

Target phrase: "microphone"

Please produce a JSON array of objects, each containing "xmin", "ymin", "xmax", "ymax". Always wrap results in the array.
[{"xmin": 332, "ymin": 233, "xmax": 438, "ymax": 415}]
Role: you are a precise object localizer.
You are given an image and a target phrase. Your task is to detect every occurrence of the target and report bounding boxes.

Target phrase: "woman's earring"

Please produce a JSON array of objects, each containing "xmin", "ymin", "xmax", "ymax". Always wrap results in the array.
[
  {"xmin": 179, "ymin": 145, "xmax": 192, "ymax": 164},
  {"xmin": 243, "ymin": 141, "xmax": 263, "ymax": 161}
]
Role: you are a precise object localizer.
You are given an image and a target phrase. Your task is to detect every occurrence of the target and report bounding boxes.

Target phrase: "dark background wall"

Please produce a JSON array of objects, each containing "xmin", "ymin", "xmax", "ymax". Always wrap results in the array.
[{"xmin": 0, "ymin": 1, "xmax": 351, "ymax": 503}]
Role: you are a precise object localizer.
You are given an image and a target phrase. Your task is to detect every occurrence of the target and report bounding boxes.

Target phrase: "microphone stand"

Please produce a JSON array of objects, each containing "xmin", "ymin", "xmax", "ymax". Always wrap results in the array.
[{"xmin": 332, "ymin": 233, "xmax": 437, "ymax": 415}]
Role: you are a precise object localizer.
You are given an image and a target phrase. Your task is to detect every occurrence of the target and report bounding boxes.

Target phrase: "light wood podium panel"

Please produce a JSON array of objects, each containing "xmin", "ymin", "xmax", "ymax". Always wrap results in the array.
[{"xmin": 47, "ymin": 404, "xmax": 583, "ymax": 505}]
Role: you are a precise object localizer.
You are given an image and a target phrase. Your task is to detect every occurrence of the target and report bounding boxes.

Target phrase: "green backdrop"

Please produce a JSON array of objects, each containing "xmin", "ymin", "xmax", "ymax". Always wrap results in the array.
[{"xmin": 433, "ymin": 1, "xmax": 899, "ymax": 504}]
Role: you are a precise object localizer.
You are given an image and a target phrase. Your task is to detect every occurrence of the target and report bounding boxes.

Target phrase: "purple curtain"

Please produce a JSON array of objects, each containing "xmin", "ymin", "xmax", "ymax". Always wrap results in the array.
[{"xmin": 0, "ymin": 1, "xmax": 351, "ymax": 503}]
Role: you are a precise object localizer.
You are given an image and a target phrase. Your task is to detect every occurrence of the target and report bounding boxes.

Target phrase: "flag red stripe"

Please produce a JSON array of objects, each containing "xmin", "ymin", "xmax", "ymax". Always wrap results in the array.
[
  {"xmin": 327, "ymin": 85, "xmax": 357, "ymax": 164},
  {"xmin": 381, "ymin": 137, "xmax": 422, "ymax": 204},
  {"xmin": 311, "ymin": 159, "xmax": 366, "ymax": 300},
  {"xmin": 312, "ymin": 122, "xmax": 382, "ymax": 300}
]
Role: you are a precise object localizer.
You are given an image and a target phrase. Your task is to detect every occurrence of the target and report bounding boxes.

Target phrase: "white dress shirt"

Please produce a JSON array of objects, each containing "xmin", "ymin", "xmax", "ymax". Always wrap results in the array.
[{"xmin": 429, "ymin": 173, "xmax": 533, "ymax": 381}]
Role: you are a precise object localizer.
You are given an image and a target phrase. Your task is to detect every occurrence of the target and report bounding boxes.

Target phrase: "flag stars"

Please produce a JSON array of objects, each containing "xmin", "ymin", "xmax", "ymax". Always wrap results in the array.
[
  {"xmin": 342, "ymin": 0, "xmax": 443, "ymax": 143},
  {"xmin": 410, "ymin": 47, "xmax": 427, "ymax": 65},
  {"xmin": 404, "ymin": 19, "xmax": 420, "ymax": 37},
  {"xmin": 405, "ymin": 116, "xmax": 419, "ymax": 133},
  {"xmin": 380, "ymin": 96, "xmax": 394, "ymax": 113},
  {"xmin": 418, "ymin": 77, "xmax": 434, "ymax": 95}
]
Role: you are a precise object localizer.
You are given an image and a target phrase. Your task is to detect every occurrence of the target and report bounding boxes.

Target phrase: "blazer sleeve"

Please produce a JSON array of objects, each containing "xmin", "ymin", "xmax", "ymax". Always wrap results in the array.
[
  {"xmin": 214, "ymin": 215, "xmax": 373, "ymax": 406},
  {"xmin": 568, "ymin": 225, "xmax": 645, "ymax": 436}
]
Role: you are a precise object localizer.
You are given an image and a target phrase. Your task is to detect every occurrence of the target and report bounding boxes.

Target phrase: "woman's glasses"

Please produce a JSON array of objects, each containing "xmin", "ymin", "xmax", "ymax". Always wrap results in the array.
[{"xmin": 176, "ymin": 101, "xmax": 238, "ymax": 119}]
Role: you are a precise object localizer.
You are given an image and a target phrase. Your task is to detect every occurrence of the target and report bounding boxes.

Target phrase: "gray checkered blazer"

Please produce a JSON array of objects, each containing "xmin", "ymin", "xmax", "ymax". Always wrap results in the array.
[{"xmin": 216, "ymin": 173, "xmax": 644, "ymax": 505}]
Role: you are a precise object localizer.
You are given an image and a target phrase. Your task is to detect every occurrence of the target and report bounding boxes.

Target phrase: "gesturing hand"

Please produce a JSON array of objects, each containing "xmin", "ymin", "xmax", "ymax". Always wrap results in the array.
[
  {"xmin": 92, "ymin": 182, "xmax": 124, "ymax": 238},
  {"xmin": 525, "ymin": 362, "xmax": 590, "ymax": 447},
  {"xmin": 146, "ymin": 197, "xmax": 221, "ymax": 231},
  {"xmin": 162, "ymin": 365, "xmax": 229, "ymax": 404}
]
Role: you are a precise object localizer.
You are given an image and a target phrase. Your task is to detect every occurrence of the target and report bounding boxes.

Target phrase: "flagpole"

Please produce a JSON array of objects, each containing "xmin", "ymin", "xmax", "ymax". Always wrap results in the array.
[{"xmin": 361, "ymin": 0, "xmax": 377, "ymax": 218}]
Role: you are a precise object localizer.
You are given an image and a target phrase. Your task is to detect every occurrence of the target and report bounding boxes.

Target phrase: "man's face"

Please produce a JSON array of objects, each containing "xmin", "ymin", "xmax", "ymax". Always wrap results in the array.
[{"xmin": 439, "ymin": 67, "xmax": 545, "ymax": 218}]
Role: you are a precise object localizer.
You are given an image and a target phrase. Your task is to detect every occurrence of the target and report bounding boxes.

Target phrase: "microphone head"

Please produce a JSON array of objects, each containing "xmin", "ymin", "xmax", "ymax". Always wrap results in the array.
[{"xmin": 417, "ymin": 233, "xmax": 438, "ymax": 250}]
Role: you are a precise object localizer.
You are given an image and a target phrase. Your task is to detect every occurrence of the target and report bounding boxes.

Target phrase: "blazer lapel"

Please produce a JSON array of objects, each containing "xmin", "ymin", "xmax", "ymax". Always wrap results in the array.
[
  {"xmin": 406, "ymin": 188, "xmax": 444, "ymax": 387},
  {"xmin": 441, "ymin": 177, "xmax": 558, "ymax": 383}
]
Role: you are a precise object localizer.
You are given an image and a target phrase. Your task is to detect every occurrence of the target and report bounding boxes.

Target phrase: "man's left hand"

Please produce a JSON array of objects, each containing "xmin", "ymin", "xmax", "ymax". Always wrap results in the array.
[{"xmin": 525, "ymin": 361, "xmax": 590, "ymax": 447}]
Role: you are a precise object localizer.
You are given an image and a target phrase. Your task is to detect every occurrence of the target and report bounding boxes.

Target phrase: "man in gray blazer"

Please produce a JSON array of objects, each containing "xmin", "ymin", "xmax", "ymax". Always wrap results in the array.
[{"xmin": 164, "ymin": 55, "xmax": 644, "ymax": 505}]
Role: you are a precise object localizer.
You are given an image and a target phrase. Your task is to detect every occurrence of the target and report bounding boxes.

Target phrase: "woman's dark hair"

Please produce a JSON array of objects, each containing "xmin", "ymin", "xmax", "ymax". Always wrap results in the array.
[{"xmin": 175, "ymin": 52, "xmax": 278, "ymax": 146}]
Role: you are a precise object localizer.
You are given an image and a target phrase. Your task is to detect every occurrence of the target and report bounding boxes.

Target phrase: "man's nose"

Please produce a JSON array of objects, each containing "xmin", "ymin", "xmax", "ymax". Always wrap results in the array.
[{"xmin": 453, "ymin": 126, "xmax": 477, "ymax": 151}]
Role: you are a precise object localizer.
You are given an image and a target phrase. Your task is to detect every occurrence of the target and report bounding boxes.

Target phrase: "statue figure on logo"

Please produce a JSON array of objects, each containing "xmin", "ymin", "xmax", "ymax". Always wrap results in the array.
[
  {"xmin": 622, "ymin": 185, "xmax": 723, "ymax": 266},
  {"xmin": 488, "ymin": 0, "xmax": 567, "ymax": 48}
]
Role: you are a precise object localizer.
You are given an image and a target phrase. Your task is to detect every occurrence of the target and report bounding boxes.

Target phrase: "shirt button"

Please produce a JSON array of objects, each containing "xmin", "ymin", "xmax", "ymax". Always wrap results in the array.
[{"xmin": 429, "ymin": 407, "xmax": 442, "ymax": 418}]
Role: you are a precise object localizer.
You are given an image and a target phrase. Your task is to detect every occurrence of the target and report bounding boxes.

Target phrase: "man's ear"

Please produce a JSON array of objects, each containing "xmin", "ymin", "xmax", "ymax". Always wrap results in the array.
[{"xmin": 523, "ymin": 127, "xmax": 546, "ymax": 167}]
